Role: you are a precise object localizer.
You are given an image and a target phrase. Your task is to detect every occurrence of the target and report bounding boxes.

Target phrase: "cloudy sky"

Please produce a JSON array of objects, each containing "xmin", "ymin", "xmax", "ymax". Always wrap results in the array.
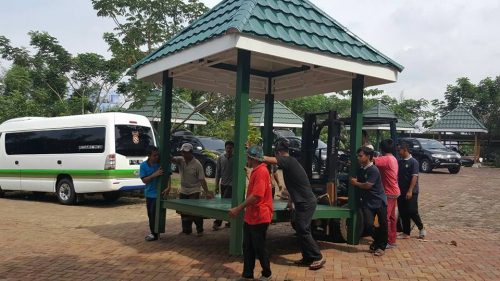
[{"xmin": 1, "ymin": 0, "xmax": 499, "ymax": 101}]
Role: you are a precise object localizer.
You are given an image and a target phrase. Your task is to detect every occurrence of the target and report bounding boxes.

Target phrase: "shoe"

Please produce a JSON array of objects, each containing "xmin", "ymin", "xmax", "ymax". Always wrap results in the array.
[
  {"xmin": 196, "ymin": 231, "xmax": 203, "ymax": 237},
  {"xmin": 374, "ymin": 249, "xmax": 385, "ymax": 256},
  {"xmin": 179, "ymin": 231, "xmax": 191, "ymax": 235},
  {"xmin": 369, "ymin": 243, "xmax": 376, "ymax": 253},
  {"xmin": 309, "ymin": 259, "xmax": 326, "ymax": 270},
  {"xmin": 225, "ymin": 222, "xmax": 231, "ymax": 228},
  {"xmin": 386, "ymin": 243, "xmax": 397, "ymax": 249},
  {"xmin": 397, "ymin": 233, "xmax": 410, "ymax": 239},
  {"xmin": 212, "ymin": 224, "xmax": 222, "ymax": 231},
  {"xmin": 258, "ymin": 275, "xmax": 272, "ymax": 281},
  {"xmin": 418, "ymin": 228, "xmax": 426, "ymax": 239},
  {"xmin": 144, "ymin": 234, "xmax": 158, "ymax": 241},
  {"xmin": 293, "ymin": 259, "xmax": 312, "ymax": 267}
]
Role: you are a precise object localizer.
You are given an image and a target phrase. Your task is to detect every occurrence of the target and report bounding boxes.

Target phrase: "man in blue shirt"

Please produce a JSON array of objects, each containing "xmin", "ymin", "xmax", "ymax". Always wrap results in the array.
[
  {"xmin": 350, "ymin": 146, "xmax": 388, "ymax": 256},
  {"xmin": 140, "ymin": 146, "xmax": 166, "ymax": 241}
]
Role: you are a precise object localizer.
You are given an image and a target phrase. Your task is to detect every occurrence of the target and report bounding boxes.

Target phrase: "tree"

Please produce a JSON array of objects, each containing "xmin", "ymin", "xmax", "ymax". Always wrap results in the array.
[{"xmin": 91, "ymin": 0, "xmax": 209, "ymax": 106}]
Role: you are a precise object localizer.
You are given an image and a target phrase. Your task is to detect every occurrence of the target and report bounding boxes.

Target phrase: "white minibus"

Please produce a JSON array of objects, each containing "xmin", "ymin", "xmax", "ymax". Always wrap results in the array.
[{"xmin": 0, "ymin": 113, "xmax": 156, "ymax": 204}]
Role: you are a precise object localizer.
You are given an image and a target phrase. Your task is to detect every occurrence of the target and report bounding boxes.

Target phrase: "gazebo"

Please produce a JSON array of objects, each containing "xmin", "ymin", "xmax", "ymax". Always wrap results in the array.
[
  {"xmin": 133, "ymin": 0, "xmax": 403, "ymax": 255},
  {"xmin": 249, "ymin": 100, "xmax": 303, "ymax": 128},
  {"xmin": 429, "ymin": 105, "xmax": 488, "ymax": 163},
  {"xmin": 126, "ymin": 91, "xmax": 208, "ymax": 127},
  {"xmin": 362, "ymin": 101, "xmax": 414, "ymax": 149}
]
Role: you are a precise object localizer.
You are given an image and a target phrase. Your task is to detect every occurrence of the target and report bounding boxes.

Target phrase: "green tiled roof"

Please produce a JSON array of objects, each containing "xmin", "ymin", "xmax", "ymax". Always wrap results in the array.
[
  {"xmin": 429, "ymin": 105, "xmax": 488, "ymax": 133},
  {"xmin": 363, "ymin": 102, "xmax": 414, "ymax": 130},
  {"xmin": 133, "ymin": 0, "xmax": 403, "ymax": 71},
  {"xmin": 249, "ymin": 100, "xmax": 303, "ymax": 127},
  {"xmin": 126, "ymin": 91, "xmax": 208, "ymax": 124}
]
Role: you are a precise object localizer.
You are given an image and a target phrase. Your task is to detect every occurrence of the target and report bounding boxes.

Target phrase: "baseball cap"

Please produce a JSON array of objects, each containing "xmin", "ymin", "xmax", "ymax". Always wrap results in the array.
[
  {"xmin": 247, "ymin": 145, "xmax": 264, "ymax": 161},
  {"xmin": 180, "ymin": 143, "xmax": 193, "ymax": 152}
]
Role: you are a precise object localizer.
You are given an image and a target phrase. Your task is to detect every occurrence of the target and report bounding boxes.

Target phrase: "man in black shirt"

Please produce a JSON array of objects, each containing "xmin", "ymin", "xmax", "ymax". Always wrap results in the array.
[
  {"xmin": 350, "ymin": 147, "xmax": 388, "ymax": 256},
  {"xmin": 263, "ymin": 141, "xmax": 325, "ymax": 270},
  {"xmin": 397, "ymin": 142, "xmax": 425, "ymax": 239}
]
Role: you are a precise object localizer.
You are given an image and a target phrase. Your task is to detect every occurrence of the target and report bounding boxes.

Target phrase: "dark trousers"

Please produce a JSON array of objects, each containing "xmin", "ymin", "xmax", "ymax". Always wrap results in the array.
[
  {"xmin": 146, "ymin": 197, "xmax": 158, "ymax": 237},
  {"xmin": 362, "ymin": 204, "xmax": 388, "ymax": 251},
  {"xmin": 242, "ymin": 223, "xmax": 271, "ymax": 279},
  {"xmin": 398, "ymin": 193, "xmax": 424, "ymax": 235},
  {"xmin": 214, "ymin": 185, "xmax": 232, "ymax": 227},
  {"xmin": 180, "ymin": 192, "xmax": 204, "ymax": 234},
  {"xmin": 294, "ymin": 201, "xmax": 323, "ymax": 262}
]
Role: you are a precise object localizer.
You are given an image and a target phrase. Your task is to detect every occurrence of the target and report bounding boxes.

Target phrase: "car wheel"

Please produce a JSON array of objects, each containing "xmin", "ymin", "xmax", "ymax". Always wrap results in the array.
[
  {"xmin": 56, "ymin": 178, "xmax": 77, "ymax": 205},
  {"xmin": 420, "ymin": 158, "xmax": 432, "ymax": 173},
  {"xmin": 312, "ymin": 157, "xmax": 320, "ymax": 173},
  {"xmin": 204, "ymin": 162, "xmax": 216, "ymax": 178},
  {"xmin": 448, "ymin": 166, "xmax": 461, "ymax": 174},
  {"xmin": 171, "ymin": 163, "xmax": 178, "ymax": 173},
  {"xmin": 102, "ymin": 191, "xmax": 121, "ymax": 202}
]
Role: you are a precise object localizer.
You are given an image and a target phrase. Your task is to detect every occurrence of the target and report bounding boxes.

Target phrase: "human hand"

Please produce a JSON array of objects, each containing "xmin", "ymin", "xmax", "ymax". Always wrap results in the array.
[
  {"xmin": 278, "ymin": 185, "xmax": 284, "ymax": 191},
  {"xmin": 228, "ymin": 207, "xmax": 239, "ymax": 218},
  {"xmin": 205, "ymin": 192, "xmax": 214, "ymax": 199},
  {"xmin": 154, "ymin": 168, "xmax": 164, "ymax": 177},
  {"xmin": 161, "ymin": 187, "xmax": 171, "ymax": 197},
  {"xmin": 349, "ymin": 177, "xmax": 358, "ymax": 186},
  {"xmin": 286, "ymin": 201, "xmax": 294, "ymax": 210},
  {"xmin": 406, "ymin": 191, "xmax": 413, "ymax": 200}
]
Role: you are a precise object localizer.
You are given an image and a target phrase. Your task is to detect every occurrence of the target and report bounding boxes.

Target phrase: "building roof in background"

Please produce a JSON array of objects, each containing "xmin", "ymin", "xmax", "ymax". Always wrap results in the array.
[
  {"xmin": 429, "ymin": 105, "xmax": 488, "ymax": 133},
  {"xmin": 363, "ymin": 101, "xmax": 414, "ymax": 131},
  {"xmin": 249, "ymin": 100, "xmax": 303, "ymax": 128},
  {"xmin": 126, "ymin": 91, "xmax": 208, "ymax": 125}
]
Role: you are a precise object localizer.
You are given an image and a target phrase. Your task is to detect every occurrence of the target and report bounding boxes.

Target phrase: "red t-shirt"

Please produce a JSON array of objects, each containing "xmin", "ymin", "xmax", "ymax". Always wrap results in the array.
[
  {"xmin": 374, "ymin": 154, "xmax": 400, "ymax": 197},
  {"xmin": 244, "ymin": 163, "xmax": 274, "ymax": 225}
]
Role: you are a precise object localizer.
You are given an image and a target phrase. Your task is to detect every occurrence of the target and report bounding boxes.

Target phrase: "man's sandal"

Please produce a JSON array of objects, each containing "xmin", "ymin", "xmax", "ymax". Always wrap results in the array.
[{"xmin": 309, "ymin": 259, "xmax": 326, "ymax": 270}]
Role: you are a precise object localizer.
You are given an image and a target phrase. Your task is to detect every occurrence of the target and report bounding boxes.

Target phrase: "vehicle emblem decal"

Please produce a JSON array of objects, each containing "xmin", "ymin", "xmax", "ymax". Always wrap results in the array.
[{"xmin": 132, "ymin": 131, "xmax": 140, "ymax": 144}]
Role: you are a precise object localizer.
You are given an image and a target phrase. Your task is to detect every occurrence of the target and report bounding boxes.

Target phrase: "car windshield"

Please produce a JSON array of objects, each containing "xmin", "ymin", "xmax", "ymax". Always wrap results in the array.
[
  {"xmin": 420, "ymin": 139, "xmax": 446, "ymax": 150},
  {"xmin": 198, "ymin": 137, "xmax": 225, "ymax": 151}
]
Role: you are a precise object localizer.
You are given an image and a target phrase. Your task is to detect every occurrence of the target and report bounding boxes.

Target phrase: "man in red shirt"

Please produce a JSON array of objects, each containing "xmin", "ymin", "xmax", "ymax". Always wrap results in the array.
[
  {"xmin": 374, "ymin": 139, "xmax": 400, "ymax": 248},
  {"xmin": 229, "ymin": 145, "xmax": 273, "ymax": 280}
]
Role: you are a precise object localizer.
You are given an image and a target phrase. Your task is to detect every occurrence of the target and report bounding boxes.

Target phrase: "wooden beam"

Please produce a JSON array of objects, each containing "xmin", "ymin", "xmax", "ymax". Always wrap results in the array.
[
  {"xmin": 347, "ymin": 74, "xmax": 364, "ymax": 245},
  {"xmin": 230, "ymin": 49, "xmax": 251, "ymax": 256},
  {"xmin": 263, "ymin": 78, "xmax": 274, "ymax": 156}
]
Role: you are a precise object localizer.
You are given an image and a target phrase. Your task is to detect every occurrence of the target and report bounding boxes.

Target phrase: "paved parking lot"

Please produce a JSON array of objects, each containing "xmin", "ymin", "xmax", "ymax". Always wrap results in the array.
[{"xmin": 1, "ymin": 167, "xmax": 499, "ymax": 280}]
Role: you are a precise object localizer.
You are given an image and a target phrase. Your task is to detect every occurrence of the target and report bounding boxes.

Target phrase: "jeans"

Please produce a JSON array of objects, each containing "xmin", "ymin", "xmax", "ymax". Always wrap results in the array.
[
  {"xmin": 398, "ymin": 193, "xmax": 424, "ymax": 235},
  {"xmin": 387, "ymin": 198, "xmax": 398, "ymax": 244},
  {"xmin": 179, "ymin": 192, "xmax": 204, "ymax": 234},
  {"xmin": 294, "ymin": 201, "xmax": 323, "ymax": 262},
  {"xmin": 146, "ymin": 197, "xmax": 158, "ymax": 237},
  {"xmin": 242, "ymin": 223, "xmax": 271, "ymax": 279},
  {"xmin": 362, "ymin": 204, "xmax": 388, "ymax": 251},
  {"xmin": 214, "ymin": 185, "xmax": 232, "ymax": 227}
]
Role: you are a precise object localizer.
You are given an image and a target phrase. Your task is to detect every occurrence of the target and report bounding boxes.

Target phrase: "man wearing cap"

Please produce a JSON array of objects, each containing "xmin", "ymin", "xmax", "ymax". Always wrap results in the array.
[
  {"xmin": 229, "ymin": 145, "xmax": 273, "ymax": 281},
  {"xmin": 172, "ymin": 143, "xmax": 212, "ymax": 236},
  {"xmin": 263, "ymin": 141, "xmax": 325, "ymax": 270}
]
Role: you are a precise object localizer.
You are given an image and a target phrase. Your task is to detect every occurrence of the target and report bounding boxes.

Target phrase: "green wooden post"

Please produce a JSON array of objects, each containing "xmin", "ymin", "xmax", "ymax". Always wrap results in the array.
[
  {"xmin": 375, "ymin": 129, "xmax": 381, "ymax": 151},
  {"xmin": 263, "ymin": 78, "xmax": 274, "ymax": 156},
  {"xmin": 347, "ymin": 74, "xmax": 364, "ymax": 245},
  {"xmin": 230, "ymin": 49, "xmax": 251, "ymax": 255},
  {"xmin": 155, "ymin": 70, "xmax": 173, "ymax": 234}
]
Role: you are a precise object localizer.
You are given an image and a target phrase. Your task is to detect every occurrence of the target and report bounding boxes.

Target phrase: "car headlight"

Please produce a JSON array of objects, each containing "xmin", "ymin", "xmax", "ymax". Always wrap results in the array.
[{"xmin": 431, "ymin": 154, "xmax": 444, "ymax": 158}]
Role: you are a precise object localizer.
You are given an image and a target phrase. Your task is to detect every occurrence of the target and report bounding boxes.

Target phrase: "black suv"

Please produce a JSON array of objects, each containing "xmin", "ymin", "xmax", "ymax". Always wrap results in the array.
[
  {"xmin": 399, "ymin": 137, "xmax": 462, "ymax": 174},
  {"xmin": 171, "ymin": 131, "xmax": 226, "ymax": 178}
]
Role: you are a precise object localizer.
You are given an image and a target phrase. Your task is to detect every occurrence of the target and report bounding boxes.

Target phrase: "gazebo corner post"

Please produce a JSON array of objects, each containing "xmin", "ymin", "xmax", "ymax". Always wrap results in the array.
[
  {"xmin": 263, "ymin": 78, "xmax": 274, "ymax": 156},
  {"xmin": 230, "ymin": 49, "xmax": 251, "ymax": 256},
  {"xmin": 155, "ymin": 70, "xmax": 173, "ymax": 234},
  {"xmin": 347, "ymin": 74, "xmax": 364, "ymax": 245}
]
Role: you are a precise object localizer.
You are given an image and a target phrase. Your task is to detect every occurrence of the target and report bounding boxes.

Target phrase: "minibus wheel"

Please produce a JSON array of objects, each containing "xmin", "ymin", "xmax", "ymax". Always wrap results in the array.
[{"xmin": 56, "ymin": 178, "xmax": 76, "ymax": 205}]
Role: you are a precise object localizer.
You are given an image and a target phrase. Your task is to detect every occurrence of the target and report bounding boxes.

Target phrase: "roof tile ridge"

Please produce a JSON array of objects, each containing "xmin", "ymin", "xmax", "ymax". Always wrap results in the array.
[{"xmin": 227, "ymin": 0, "xmax": 259, "ymax": 33}]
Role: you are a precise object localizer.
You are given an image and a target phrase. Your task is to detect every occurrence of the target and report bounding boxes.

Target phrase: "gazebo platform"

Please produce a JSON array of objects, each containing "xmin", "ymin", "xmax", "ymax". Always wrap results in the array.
[{"xmin": 163, "ymin": 199, "xmax": 350, "ymax": 223}]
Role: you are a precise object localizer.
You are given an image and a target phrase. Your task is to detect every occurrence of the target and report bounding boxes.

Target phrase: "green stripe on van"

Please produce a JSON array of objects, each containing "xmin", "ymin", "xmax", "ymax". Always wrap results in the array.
[{"xmin": 0, "ymin": 169, "xmax": 138, "ymax": 179}]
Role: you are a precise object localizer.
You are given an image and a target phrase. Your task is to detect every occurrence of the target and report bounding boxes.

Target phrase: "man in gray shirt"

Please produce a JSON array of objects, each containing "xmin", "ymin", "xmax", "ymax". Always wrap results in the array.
[
  {"xmin": 172, "ymin": 143, "xmax": 212, "ymax": 236},
  {"xmin": 213, "ymin": 140, "xmax": 234, "ymax": 230}
]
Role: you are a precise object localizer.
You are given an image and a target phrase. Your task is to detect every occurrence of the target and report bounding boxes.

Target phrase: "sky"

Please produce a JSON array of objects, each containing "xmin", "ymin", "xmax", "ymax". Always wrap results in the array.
[{"xmin": 1, "ymin": 0, "xmax": 499, "ymax": 102}]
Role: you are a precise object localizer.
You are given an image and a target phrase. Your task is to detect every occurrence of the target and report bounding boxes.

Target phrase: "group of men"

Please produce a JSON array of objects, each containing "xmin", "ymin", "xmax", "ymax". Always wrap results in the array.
[
  {"xmin": 137, "ymin": 136, "xmax": 426, "ymax": 278},
  {"xmin": 351, "ymin": 139, "xmax": 426, "ymax": 256}
]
